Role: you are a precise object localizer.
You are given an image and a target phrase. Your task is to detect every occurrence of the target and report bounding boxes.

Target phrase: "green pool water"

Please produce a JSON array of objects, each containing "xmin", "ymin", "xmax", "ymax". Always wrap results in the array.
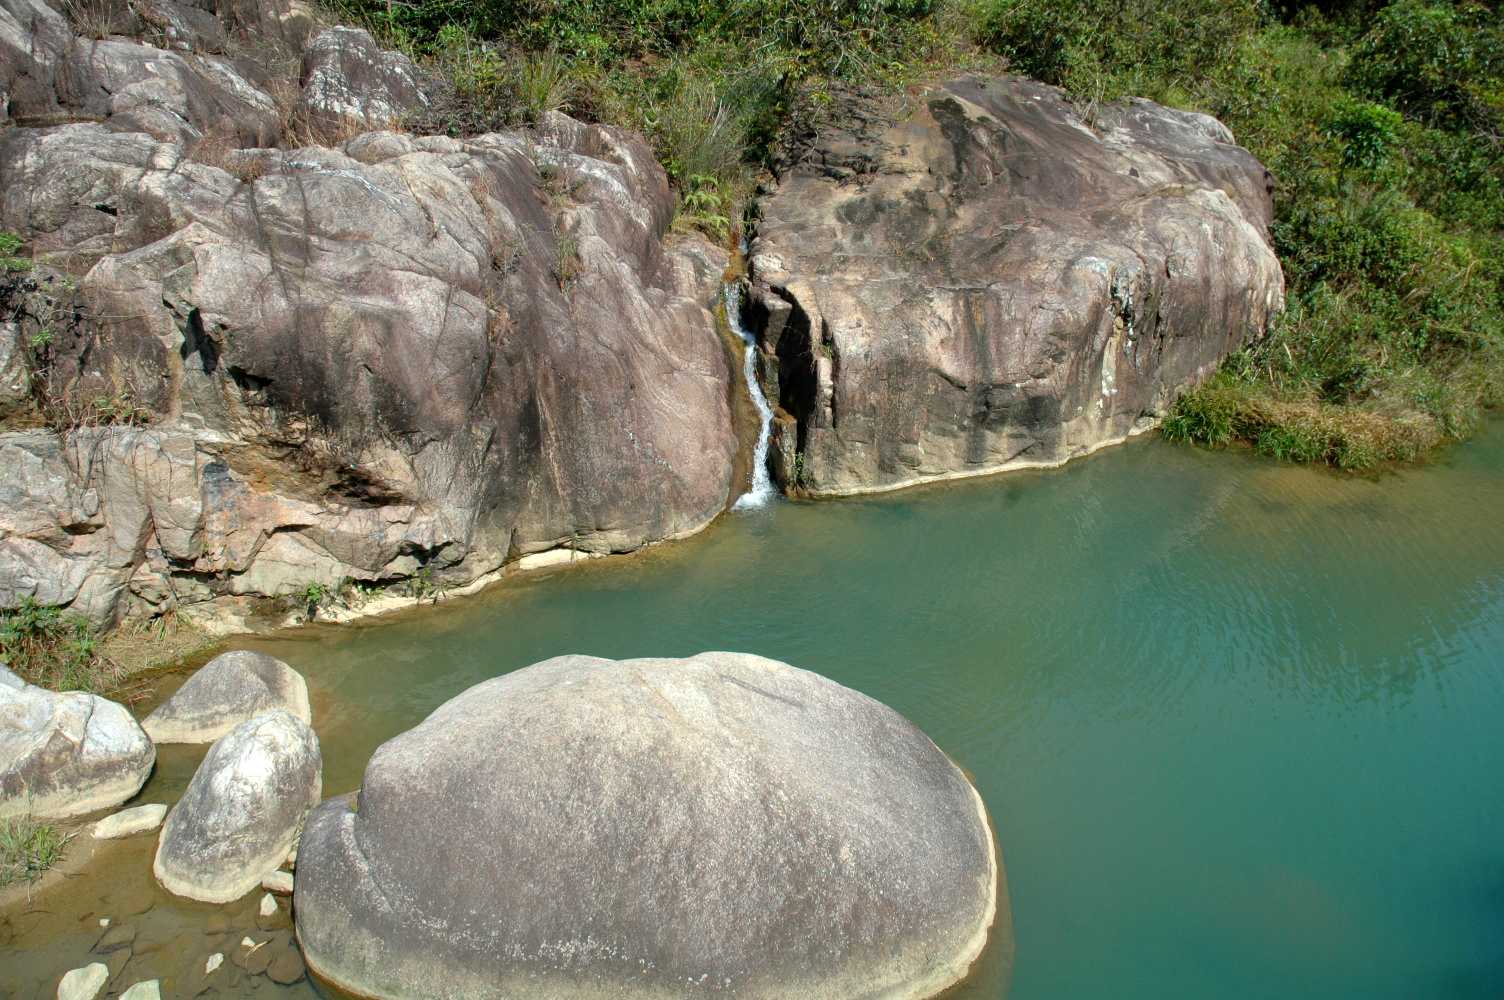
[
  {"xmin": 236, "ymin": 424, "xmax": 1504, "ymax": 999},
  {"xmin": 11, "ymin": 426, "xmax": 1504, "ymax": 997}
]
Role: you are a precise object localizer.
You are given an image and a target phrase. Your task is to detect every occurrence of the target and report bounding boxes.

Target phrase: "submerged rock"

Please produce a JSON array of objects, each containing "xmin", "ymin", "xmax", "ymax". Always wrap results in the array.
[
  {"xmin": 746, "ymin": 75, "xmax": 1284, "ymax": 495},
  {"xmin": 296, "ymin": 652, "xmax": 1004, "ymax": 999},
  {"xmin": 56, "ymin": 963, "xmax": 108, "ymax": 1000},
  {"xmin": 142, "ymin": 651, "xmax": 310, "ymax": 744},
  {"xmin": 92, "ymin": 803, "xmax": 167, "ymax": 839},
  {"xmin": 0, "ymin": 666, "xmax": 154, "ymax": 821},
  {"xmin": 153, "ymin": 710, "xmax": 321, "ymax": 903}
]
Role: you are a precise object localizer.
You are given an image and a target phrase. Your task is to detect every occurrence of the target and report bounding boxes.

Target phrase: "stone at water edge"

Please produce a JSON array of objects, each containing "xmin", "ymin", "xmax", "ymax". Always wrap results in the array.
[
  {"xmin": 56, "ymin": 963, "xmax": 108, "ymax": 1000},
  {"xmin": 1, "ymin": 666, "xmax": 155, "ymax": 822},
  {"xmin": 296, "ymin": 652, "xmax": 1006, "ymax": 1000},
  {"xmin": 142, "ymin": 651, "xmax": 311, "ymax": 745},
  {"xmin": 153, "ymin": 710, "xmax": 322, "ymax": 904},
  {"xmin": 262, "ymin": 870, "xmax": 294, "ymax": 894},
  {"xmin": 92, "ymin": 803, "xmax": 168, "ymax": 839}
]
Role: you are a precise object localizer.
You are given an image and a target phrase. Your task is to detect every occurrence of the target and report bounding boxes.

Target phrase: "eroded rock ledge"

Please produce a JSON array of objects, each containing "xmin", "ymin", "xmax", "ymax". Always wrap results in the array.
[
  {"xmin": 744, "ymin": 76, "xmax": 1285, "ymax": 496},
  {"xmin": 0, "ymin": 0, "xmax": 737, "ymax": 628}
]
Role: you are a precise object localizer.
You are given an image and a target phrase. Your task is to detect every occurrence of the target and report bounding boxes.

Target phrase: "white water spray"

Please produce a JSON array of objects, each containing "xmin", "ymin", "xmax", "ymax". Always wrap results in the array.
[{"xmin": 725, "ymin": 281, "xmax": 777, "ymax": 509}]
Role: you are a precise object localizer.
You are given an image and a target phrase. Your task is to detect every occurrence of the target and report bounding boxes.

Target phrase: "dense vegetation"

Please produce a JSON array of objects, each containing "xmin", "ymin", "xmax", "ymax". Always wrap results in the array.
[{"xmin": 328, "ymin": 2, "xmax": 1500, "ymax": 465}]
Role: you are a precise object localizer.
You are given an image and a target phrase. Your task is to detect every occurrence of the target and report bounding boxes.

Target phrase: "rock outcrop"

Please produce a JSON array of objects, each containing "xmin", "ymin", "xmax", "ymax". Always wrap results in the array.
[
  {"xmin": 0, "ymin": 664, "xmax": 154, "ymax": 820},
  {"xmin": 142, "ymin": 649, "xmax": 309, "ymax": 743},
  {"xmin": 154, "ymin": 708, "xmax": 321, "ymax": 902},
  {"xmin": 744, "ymin": 75, "xmax": 1284, "ymax": 495},
  {"xmin": 296, "ymin": 652, "xmax": 1004, "ymax": 999},
  {"xmin": 298, "ymin": 26, "xmax": 426, "ymax": 130},
  {"xmin": 0, "ymin": 1, "xmax": 737, "ymax": 630}
]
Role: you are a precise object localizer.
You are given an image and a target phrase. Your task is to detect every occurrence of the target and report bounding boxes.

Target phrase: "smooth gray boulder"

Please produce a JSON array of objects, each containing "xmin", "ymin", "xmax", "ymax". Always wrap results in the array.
[
  {"xmin": 142, "ymin": 650, "xmax": 311, "ymax": 744},
  {"xmin": 153, "ymin": 709, "xmax": 321, "ymax": 903},
  {"xmin": 296, "ymin": 652, "xmax": 1004, "ymax": 999},
  {"xmin": 0, "ymin": 665, "xmax": 155, "ymax": 821}
]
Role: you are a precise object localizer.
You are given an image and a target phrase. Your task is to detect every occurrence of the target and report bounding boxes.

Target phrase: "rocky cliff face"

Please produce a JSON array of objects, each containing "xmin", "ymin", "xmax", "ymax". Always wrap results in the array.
[
  {"xmin": 0, "ymin": 0, "xmax": 736, "ymax": 627},
  {"xmin": 0, "ymin": 3, "xmax": 1283, "ymax": 632},
  {"xmin": 744, "ymin": 76, "xmax": 1284, "ymax": 495}
]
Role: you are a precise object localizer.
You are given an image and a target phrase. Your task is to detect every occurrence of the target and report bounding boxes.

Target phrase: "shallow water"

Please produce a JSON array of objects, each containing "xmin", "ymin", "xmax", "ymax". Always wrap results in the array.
[{"xmin": 9, "ymin": 426, "xmax": 1504, "ymax": 997}]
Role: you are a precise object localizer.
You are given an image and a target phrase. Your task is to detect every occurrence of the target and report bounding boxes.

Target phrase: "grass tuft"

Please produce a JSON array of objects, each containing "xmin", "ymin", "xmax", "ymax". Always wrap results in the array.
[
  {"xmin": 0, "ymin": 597, "xmax": 122, "ymax": 692},
  {"xmin": 0, "ymin": 816, "xmax": 71, "ymax": 888}
]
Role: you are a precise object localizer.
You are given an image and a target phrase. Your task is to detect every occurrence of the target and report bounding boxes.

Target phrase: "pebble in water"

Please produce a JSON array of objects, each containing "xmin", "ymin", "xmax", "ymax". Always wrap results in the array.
[{"xmin": 118, "ymin": 981, "xmax": 160, "ymax": 1000}]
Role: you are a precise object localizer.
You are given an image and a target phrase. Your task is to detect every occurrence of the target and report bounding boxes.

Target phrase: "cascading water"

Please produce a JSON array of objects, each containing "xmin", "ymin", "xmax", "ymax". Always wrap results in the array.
[{"xmin": 725, "ymin": 281, "xmax": 777, "ymax": 509}]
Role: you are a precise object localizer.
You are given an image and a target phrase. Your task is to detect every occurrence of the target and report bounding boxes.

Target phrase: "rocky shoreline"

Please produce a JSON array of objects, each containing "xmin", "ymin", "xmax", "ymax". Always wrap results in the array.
[
  {"xmin": 1, "ymin": 0, "xmax": 1280, "ymax": 638},
  {"xmin": 3, "ymin": 647, "xmax": 1011, "ymax": 998}
]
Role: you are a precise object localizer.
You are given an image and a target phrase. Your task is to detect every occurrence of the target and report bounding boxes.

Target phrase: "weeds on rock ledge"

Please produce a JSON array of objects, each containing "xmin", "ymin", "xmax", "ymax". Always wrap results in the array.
[
  {"xmin": 0, "ymin": 816, "xmax": 71, "ymax": 888},
  {"xmin": 0, "ymin": 597, "xmax": 121, "ymax": 692},
  {"xmin": 0, "ymin": 231, "xmax": 30, "ymax": 272}
]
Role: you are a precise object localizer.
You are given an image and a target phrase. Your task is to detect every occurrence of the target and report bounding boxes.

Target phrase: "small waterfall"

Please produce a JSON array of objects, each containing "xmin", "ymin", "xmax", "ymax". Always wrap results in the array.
[{"xmin": 725, "ymin": 281, "xmax": 777, "ymax": 509}]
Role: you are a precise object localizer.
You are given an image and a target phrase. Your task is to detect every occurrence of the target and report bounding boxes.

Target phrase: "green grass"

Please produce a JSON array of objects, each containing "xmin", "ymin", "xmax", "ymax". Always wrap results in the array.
[
  {"xmin": 0, "ymin": 816, "xmax": 71, "ymax": 888},
  {"xmin": 0, "ymin": 596, "xmax": 120, "ymax": 692},
  {"xmin": 0, "ymin": 230, "xmax": 30, "ymax": 271}
]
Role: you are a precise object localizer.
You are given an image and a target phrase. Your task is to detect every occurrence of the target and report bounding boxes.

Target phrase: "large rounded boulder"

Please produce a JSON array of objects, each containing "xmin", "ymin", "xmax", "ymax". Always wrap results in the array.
[
  {"xmin": 154, "ymin": 709, "xmax": 321, "ymax": 903},
  {"xmin": 295, "ymin": 652, "xmax": 1004, "ymax": 999},
  {"xmin": 0, "ymin": 665, "xmax": 155, "ymax": 821},
  {"xmin": 142, "ymin": 650, "xmax": 311, "ymax": 744}
]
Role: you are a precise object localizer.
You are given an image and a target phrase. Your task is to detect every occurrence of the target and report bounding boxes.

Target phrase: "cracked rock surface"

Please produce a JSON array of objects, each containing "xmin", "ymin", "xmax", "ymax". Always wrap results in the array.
[{"xmin": 0, "ymin": 0, "xmax": 735, "ymax": 627}]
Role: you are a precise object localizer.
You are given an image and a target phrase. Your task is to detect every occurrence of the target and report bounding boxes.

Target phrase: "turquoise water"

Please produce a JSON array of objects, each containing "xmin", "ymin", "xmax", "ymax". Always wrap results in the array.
[{"xmin": 234, "ymin": 427, "xmax": 1504, "ymax": 997}]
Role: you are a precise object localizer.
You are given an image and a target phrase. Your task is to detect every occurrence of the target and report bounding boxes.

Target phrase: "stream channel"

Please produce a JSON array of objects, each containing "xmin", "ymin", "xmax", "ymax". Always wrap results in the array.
[{"xmin": 6, "ymin": 424, "xmax": 1504, "ymax": 998}]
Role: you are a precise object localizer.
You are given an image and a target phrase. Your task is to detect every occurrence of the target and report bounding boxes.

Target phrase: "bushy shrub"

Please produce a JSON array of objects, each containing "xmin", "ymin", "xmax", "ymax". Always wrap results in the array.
[
  {"xmin": 1345, "ymin": 0, "xmax": 1503, "ymax": 131},
  {"xmin": 971, "ymin": 0, "xmax": 1263, "ymax": 105},
  {"xmin": 323, "ymin": 0, "xmax": 1502, "ymax": 465}
]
